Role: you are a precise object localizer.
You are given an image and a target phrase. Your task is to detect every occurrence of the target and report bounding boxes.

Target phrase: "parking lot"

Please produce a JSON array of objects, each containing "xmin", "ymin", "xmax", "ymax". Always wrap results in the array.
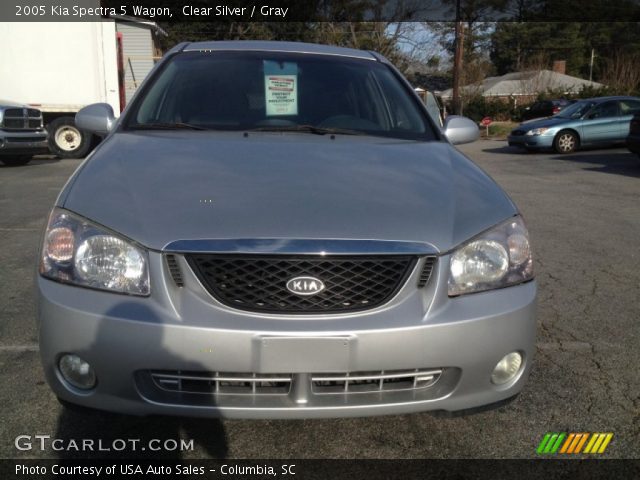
[{"xmin": 0, "ymin": 139, "xmax": 638, "ymax": 459}]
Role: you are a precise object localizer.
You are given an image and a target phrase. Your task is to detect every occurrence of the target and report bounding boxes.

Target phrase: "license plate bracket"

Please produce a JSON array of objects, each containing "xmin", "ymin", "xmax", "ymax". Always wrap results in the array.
[{"xmin": 255, "ymin": 336, "xmax": 352, "ymax": 373}]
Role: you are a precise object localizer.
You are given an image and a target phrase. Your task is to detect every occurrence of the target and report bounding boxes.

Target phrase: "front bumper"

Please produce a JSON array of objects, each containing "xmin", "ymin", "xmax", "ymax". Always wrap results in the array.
[
  {"xmin": 0, "ymin": 130, "xmax": 48, "ymax": 155},
  {"xmin": 508, "ymin": 133, "xmax": 554, "ymax": 150},
  {"xmin": 38, "ymin": 253, "xmax": 537, "ymax": 419}
]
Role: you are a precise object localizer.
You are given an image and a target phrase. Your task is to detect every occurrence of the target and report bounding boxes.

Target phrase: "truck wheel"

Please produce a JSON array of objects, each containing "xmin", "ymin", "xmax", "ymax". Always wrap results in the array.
[
  {"xmin": 0, "ymin": 155, "xmax": 32, "ymax": 166},
  {"xmin": 48, "ymin": 117, "xmax": 92, "ymax": 159}
]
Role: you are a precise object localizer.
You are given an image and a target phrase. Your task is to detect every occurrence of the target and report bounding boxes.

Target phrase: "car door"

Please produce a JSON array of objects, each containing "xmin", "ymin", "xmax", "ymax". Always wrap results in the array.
[
  {"xmin": 580, "ymin": 101, "xmax": 621, "ymax": 144},
  {"xmin": 618, "ymin": 99, "xmax": 640, "ymax": 139}
]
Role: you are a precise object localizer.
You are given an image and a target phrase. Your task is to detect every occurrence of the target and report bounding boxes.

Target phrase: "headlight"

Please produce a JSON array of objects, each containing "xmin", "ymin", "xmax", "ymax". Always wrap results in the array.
[
  {"xmin": 40, "ymin": 208, "xmax": 149, "ymax": 295},
  {"xmin": 526, "ymin": 127, "xmax": 549, "ymax": 136},
  {"xmin": 448, "ymin": 215, "xmax": 533, "ymax": 296}
]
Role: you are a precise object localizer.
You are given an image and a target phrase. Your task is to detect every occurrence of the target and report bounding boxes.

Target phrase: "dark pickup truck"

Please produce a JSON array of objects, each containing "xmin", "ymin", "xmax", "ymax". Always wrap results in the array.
[{"xmin": 0, "ymin": 100, "xmax": 48, "ymax": 166}]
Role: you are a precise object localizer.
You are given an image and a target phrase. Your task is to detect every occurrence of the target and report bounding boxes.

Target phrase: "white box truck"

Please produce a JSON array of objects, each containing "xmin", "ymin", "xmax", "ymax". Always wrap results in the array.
[
  {"xmin": 0, "ymin": 22, "xmax": 120, "ymax": 158},
  {"xmin": 1, "ymin": 19, "xmax": 165, "ymax": 158}
]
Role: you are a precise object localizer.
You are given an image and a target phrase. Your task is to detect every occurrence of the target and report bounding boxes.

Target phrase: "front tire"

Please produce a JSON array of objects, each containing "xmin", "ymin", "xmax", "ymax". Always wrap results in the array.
[
  {"xmin": 48, "ymin": 116, "xmax": 92, "ymax": 159},
  {"xmin": 554, "ymin": 130, "xmax": 578, "ymax": 154},
  {"xmin": 0, "ymin": 155, "xmax": 31, "ymax": 166}
]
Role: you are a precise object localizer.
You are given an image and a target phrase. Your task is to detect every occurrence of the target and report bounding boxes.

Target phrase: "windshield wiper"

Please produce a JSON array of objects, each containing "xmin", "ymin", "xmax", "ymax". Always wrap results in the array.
[
  {"xmin": 249, "ymin": 125, "xmax": 361, "ymax": 136},
  {"xmin": 129, "ymin": 122, "xmax": 209, "ymax": 131}
]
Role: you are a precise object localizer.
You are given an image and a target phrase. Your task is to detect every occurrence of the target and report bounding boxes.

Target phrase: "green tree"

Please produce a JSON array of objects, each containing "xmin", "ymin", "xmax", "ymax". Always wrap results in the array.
[
  {"xmin": 490, "ymin": 20, "xmax": 640, "ymax": 82},
  {"xmin": 491, "ymin": 22, "xmax": 588, "ymax": 76}
]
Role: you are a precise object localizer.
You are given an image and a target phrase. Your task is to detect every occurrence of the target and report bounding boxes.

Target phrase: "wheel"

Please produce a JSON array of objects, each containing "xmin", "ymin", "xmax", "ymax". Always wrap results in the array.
[
  {"xmin": 47, "ymin": 116, "xmax": 92, "ymax": 159},
  {"xmin": 554, "ymin": 130, "xmax": 578, "ymax": 154},
  {"xmin": 0, "ymin": 155, "xmax": 31, "ymax": 166}
]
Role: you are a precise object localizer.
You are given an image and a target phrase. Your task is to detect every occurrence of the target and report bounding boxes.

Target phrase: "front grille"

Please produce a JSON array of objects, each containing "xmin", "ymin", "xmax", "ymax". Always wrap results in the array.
[
  {"xmin": 151, "ymin": 371, "xmax": 292, "ymax": 395},
  {"xmin": 149, "ymin": 369, "xmax": 442, "ymax": 396},
  {"xmin": 1, "ymin": 107, "xmax": 42, "ymax": 131},
  {"xmin": 312, "ymin": 369, "xmax": 442, "ymax": 394},
  {"xmin": 3, "ymin": 119, "xmax": 24, "ymax": 129},
  {"xmin": 511, "ymin": 129, "xmax": 525, "ymax": 136},
  {"xmin": 186, "ymin": 254, "xmax": 417, "ymax": 313},
  {"xmin": 136, "ymin": 368, "xmax": 459, "ymax": 408}
]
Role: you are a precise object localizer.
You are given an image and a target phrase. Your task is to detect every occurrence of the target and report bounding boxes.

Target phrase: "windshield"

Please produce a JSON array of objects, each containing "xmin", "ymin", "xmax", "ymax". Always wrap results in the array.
[
  {"xmin": 555, "ymin": 100, "xmax": 595, "ymax": 119},
  {"xmin": 126, "ymin": 51, "xmax": 436, "ymax": 140}
]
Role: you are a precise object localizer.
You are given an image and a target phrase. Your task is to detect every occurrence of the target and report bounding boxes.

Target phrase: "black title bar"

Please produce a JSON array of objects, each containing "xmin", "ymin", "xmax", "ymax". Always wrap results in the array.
[{"xmin": 2, "ymin": 0, "xmax": 640, "ymax": 22}]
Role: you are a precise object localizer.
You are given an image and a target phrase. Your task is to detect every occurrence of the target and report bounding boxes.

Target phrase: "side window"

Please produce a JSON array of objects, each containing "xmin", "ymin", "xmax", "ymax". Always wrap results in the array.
[
  {"xmin": 589, "ymin": 101, "xmax": 619, "ymax": 119},
  {"xmin": 620, "ymin": 100, "xmax": 640, "ymax": 115}
]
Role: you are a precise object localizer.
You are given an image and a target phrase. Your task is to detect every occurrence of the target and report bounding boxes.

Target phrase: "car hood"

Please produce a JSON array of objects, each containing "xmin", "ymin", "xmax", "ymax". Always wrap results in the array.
[
  {"xmin": 517, "ymin": 116, "xmax": 574, "ymax": 130},
  {"xmin": 61, "ymin": 131, "xmax": 516, "ymax": 252}
]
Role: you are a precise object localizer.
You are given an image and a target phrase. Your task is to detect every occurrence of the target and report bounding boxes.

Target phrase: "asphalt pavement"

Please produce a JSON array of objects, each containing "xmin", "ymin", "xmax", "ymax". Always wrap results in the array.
[{"xmin": 0, "ymin": 141, "xmax": 638, "ymax": 459}]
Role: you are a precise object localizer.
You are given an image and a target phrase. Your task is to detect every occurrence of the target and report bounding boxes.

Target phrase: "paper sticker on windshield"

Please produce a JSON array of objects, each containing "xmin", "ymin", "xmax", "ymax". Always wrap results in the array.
[{"xmin": 264, "ymin": 61, "xmax": 298, "ymax": 116}]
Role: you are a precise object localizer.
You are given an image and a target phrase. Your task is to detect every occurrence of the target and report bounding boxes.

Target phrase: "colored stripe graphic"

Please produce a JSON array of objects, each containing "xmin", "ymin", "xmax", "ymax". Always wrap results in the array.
[
  {"xmin": 584, "ymin": 433, "xmax": 599, "ymax": 453},
  {"xmin": 536, "ymin": 433, "xmax": 566, "ymax": 454},
  {"xmin": 584, "ymin": 433, "xmax": 614, "ymax": 454},
  {"xmin": 597, "ymin": 433, "xmax": 613, "ymax": 453},
  {"xmin": 560, "ymin": 433, "xmax": 575, "ymax": 453},
  {"xmin": 567, "ymin": 433, "xmax": 583, "ymax": 454},
  {"xmin": 536, "ymin": 433, "xmax": 552, "ymax": 454},
  {"xmin": 574, "ymin": 433, "xmax": 589, "ymax": 453},
  {"xmin": 591, "ymin": 433, "xmax": 606, "ymax": 453},
  {"xmin": 538, "ymin": 433, "xmax": 613, "ymax": 454},
  {"xmin": 550, "ymin": 433, "xmax": 566, "ymax": 453},
  {"xmin": 543, "ymin": 433, "xmax": 559, "ymax": 453}
]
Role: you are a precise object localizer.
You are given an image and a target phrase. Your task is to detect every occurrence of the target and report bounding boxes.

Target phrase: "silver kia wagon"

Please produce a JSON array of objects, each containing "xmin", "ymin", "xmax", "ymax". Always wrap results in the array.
[{"xmin": 38, "ymin": 41, "xmax": 536, "ymax": 418}]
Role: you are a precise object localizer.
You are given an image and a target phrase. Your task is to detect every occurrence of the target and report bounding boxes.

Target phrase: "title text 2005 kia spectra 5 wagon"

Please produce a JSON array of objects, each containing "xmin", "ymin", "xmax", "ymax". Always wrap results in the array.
[{"xmin": 38, "ymin": 41, "xmax": 536, "ymax": 418}]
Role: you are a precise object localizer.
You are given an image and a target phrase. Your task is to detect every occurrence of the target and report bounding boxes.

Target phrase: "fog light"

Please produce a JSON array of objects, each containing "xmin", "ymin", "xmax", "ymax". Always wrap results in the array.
[
  {"xmin": 491, "ymin": 352, "xmax": 522, "ymax": 385},
  {"xmin": 59, "ymin": 354, "xmax": 96, "ymax": 390}
]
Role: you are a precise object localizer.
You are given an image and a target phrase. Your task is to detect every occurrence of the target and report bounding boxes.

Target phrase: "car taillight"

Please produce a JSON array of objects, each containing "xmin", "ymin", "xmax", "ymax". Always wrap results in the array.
[{"xmin": 552, "ymin": 106, "xmax": 561, "ymax": 114}]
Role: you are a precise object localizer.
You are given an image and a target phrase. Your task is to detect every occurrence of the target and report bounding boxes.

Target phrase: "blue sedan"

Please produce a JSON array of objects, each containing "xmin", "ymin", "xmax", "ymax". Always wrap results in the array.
[{"xmin": 508, "ymin": 96, "xmax": 640, "ymax": 153}]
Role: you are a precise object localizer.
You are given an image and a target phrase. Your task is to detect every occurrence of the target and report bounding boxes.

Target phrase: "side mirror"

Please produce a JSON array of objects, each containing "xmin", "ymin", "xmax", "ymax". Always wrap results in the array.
[
  {"xmin": 443, "ymin": 115, "xmax": 480, "ymax": 145},
  {"xmin": 76, "ymin": 103, "xmax": 115, "ymax": 136}
]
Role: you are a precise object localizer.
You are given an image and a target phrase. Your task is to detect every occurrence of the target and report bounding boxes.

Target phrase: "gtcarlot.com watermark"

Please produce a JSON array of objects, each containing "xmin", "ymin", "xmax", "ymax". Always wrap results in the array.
[{"xmin": 15, "ymin": 435, "xmax": 194, "ymax": 452}]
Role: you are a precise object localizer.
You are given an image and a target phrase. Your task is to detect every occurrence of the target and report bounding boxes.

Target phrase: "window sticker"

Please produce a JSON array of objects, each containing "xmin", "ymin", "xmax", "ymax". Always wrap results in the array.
[{"xmin": 264, "ymin": 61, "xmax": 298, "ymax": 116}]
